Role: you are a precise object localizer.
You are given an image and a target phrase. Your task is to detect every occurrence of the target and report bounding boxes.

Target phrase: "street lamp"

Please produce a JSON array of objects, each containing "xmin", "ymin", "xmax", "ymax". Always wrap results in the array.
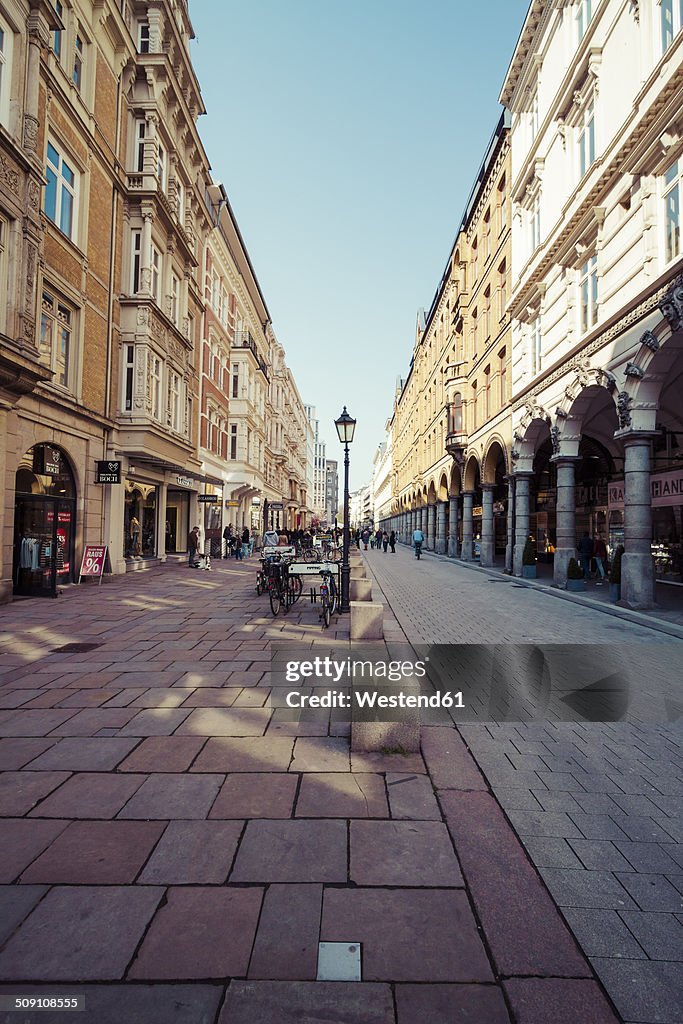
[{"xmin": 335, "ymin": 406, "xmax": 356, "ymax": 613}]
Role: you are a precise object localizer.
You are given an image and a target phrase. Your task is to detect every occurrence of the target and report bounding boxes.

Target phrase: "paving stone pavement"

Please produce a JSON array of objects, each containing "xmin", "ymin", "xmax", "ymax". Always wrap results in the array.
[
  {"xmin": 364, "ymin": 544, "xmax": 683, "ymax": 1024},
  {"xmin": 0, "ymin": 554, "xmax": 675, "ymax": 1023}
]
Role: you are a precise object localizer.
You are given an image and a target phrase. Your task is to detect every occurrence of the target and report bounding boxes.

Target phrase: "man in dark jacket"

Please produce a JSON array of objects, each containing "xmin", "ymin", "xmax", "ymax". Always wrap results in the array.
[{"xmin": 578, "ymin": 531, "xmax": 594, "ymax": 579}]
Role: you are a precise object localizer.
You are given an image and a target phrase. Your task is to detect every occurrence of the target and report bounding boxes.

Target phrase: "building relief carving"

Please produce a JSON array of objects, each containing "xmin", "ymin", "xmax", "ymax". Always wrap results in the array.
[{"xmin": 0, "ymin": 155, "xmax": 20, "ymax": 196}]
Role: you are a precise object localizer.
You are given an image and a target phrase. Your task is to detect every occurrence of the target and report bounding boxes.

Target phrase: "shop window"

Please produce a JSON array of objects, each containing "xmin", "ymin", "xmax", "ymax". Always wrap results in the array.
[
  {"xmin": 124, "ymin": 481, "xmax": 157, "ymax": 559},
  {"xmin": 0, "ymin": 14, "xmax": 13, "ymax": 128},
  {"xmin": 40, "ymin": 287, "xmax": 76, "ymax": 391},
  {"xmin": 664, "ymin": 159, "xmax": 681, "ymax": 262},
  {"xmin": 45, "ymin": 140, "xmax": 78, "ymax": 241},
  {"xmin": 579, "ymin": 254, "xmax": 598, "ymax": 332},
  {"xmin": 661, "ymin": 0, "xmax": 683, "ymax": 53},
  {"xmin": 14, "ymin": 444, "xmax": 76, "ymax": 596}
]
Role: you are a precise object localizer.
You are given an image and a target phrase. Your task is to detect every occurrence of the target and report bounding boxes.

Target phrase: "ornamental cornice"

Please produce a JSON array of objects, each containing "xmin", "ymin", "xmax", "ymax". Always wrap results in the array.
[{"xmin": 464, "ymin": 138, "xmax": 510, "ymax": 238}]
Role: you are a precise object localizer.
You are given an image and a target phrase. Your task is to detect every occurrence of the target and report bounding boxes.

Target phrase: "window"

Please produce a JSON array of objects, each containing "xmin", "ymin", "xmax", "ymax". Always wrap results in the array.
[
  {"xmin": 45, "ymin": 141, "xmax": 77, "ymax": 240},
  {"xmin": 170, "ymin": 273, "xmax": 179, "ymax": 324},
  {"xmin": 499, "ymin": 348, "xmax": 507, "ymax": 406},
  {"xmin": 577, "ymin": 0, "xmax": 592, "ymax": 42},
  {"xmin": 661, "ymin": 0, "xmax": 683, "ymax": 53},
  {"xmin": 138, "ymin": 21, "xmax": 150, "ymax": 53},
  {"xmin": 498, "ymin": 176, "xmax": 508, "ymax": 235},
  {"xmin": 483, "ymin": 287, "xmax": 491, "ymax": 340},
  {"xmin": 73, "ymin": 31, "xmax": 83, "ymax": 90},
  {"xmin": 471, "ymin": 380, "xmax": 478, "ymax": 429},
  {"xmin": 150, "ymin": 245, "xmax": 160, "ymax": 301},
  {"xmin": 0, "ymin": 15, "xmax": 13, "ymax": 128},
  {"xmin": 498, "ymin": 260, "xmax": 507, "ymax": 319},
  {"xmin": 157, "ymin": 142, "xmax": 166, "ymax": 191},
  {"xmin": 40, "ymin": 288, "xmax": 75, "ymax": 390},
  {"xmin": 232, "ymin": 363, "xmax": 239, "ymax": 398},
  {"xmin": 472, "ymin": 237, "xmax": 479, "ymax": 281},
  {"xmin": 150, "ymin": 354, "xmax": 161, "ymax": 419},
  {"xmin": 175, "ymin": 179, "xmax": 184, "ymax": 224},
  {"xmin": 124, "ymin": 344, "xmax": 134, "ymax": 411},
  {"xmin": 484, "ymin": 366, "xmax": 491, "ymax": 420},
  {"xmin": 528, "ymin": 192, "xmax": 541, "ymax": 253},
  {"xmin": 53, "ymin": 0, "xmax": 63, "ymax": 59},
  {"xmin": 530, "ymin": 317, "xmax": 542, "ymax": 376},
  {"xmin": 664, "ymin": 159, "xmax": 681, "ymax": 262},
  {"xmin": 135, "ymin": 120, "xmax": 146, "ymax": 172},
  {"xmin": 0, "ymin": 215, "xmax": 8, "ymax": 334},
  {"xmin": 131, "ymin": 230, "xmax": 141, "ymax": 292},
  {"xmin": 578, "ymin": 99, "xmax": 595, "ymax": 178},
  {"xmin": 529, "ymin": 89, "xmax": 539, "ymax": 144},
  {"xmin": 483, "ymin": 210, "xmax": 491, "ymax": 261},
  {"xmin": 169, "ymin": 370, "xmax": 181, "ymax": 431},
  {"xmin": 579, "ymin": 254, "xmax": 598, "ymax": 332},
  {"xmin": 230, "ymin": 423, "xmax": 238, "ymax": 460}
]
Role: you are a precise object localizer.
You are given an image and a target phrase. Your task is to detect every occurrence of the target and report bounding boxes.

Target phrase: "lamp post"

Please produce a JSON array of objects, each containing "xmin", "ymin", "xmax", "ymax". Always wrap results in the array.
[{"xmin": 335, "ymin": 406, "xmax": 356, "ymax": 613}]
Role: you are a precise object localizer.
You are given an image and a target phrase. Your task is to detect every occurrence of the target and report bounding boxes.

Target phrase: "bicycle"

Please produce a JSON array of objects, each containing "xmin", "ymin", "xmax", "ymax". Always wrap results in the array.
[
  {"xmin": 267, "ymin": 559, "xmax": 303, "ymax": 615},
  {"xmin": 322, "ymin": 541, "xmax": 342, "ymax": 562},
  {"xmin": 318, "ymin": 567, "xmax": 337, "ymax": 628},
  {"xmin": 414, "ymin": 541, "xmax": 422, "ymax": 560}
]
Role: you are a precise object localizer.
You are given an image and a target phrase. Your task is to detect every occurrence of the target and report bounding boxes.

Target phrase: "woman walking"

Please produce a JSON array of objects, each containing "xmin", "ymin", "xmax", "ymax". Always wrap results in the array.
[{"xmin": 389, "ymin": 530, "xmax": 396, "ymax": 553}]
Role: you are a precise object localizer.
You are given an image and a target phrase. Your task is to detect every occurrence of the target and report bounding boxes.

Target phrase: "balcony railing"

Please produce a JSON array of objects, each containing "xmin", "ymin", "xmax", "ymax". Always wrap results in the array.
[{"xmin": 233, "ymin": 330, "xmax": 269, "ymax": 381}]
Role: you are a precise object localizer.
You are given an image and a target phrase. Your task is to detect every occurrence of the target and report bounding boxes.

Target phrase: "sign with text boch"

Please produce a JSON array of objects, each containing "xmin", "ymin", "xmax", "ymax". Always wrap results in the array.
[{"xmin": 96, "ymin": 461, "xmax": 121, "ymax": 484}]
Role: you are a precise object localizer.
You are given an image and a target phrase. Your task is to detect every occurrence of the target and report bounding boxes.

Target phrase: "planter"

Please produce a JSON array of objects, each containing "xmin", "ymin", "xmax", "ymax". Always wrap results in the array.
[
  {"xmin": 521, "ymin": 564, "xmax": 537, "ymax": 579},
  {"xmin": 566, "ymin": 578, "xmax": 585, "ymax": 593},
  {"xmin": 609, "ymin": 582, "xmax": 621, "ymax": 603}
]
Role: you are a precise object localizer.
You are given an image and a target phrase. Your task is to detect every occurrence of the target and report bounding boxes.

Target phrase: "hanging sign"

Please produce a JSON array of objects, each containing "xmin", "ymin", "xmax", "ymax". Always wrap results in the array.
[
  {"xmin": 269, "ymin": 501, "xmax": 284, "ymax": 510},
  {"xmin": 78, "ymin": 545, "xmax": 108, "ymax": 585},
  {"xmin": 96, "ymin": 461, "xmax": 121, "ymax": 484},
  {"xmin": 226, "ymin": 500, "xmax": 239, "ymax": 508},
  {"xmin": 197, "ymin": 494, "xmax": 219, "ymax": 503}
]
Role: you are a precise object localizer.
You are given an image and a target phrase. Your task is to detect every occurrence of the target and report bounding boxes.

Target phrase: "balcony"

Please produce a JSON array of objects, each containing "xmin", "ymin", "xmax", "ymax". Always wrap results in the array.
[
  {"xmin": 445, "ymin": 401, "xmax": 467, "ymax": 462},
  {"xmin": 234, "ymin": 330, "xmax": 269, "ymax": 381}
]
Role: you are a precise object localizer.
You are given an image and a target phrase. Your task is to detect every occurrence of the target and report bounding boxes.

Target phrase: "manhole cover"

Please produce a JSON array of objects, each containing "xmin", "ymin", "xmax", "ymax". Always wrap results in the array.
[
  {"xmin": 317, "ymin": 942, "xmax": 361, "ymax": 981},
  {"xmin": 51, "ymin": 642, "xmax": 103, "ymax": 653}
]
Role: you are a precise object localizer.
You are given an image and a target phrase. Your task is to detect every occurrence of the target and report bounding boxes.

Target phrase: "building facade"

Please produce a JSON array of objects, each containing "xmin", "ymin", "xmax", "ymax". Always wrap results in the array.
[
  {"xmin": 305, "ymin": 404, "xmax": 327, "ymax": 523},
  {"xmin": 0, "ymin": 0, "xmax": 310, "ymax": 600},
  {"xmin": 387, "ymin": 113, "xmax": 513, "ymax": 565},
  {"xmin": 503, "ymin": 0, "xmax": 683, "ymax": 606},
  {"xmin": 325, "ymin": 458, "xmax": 338, "ymax": 526}
]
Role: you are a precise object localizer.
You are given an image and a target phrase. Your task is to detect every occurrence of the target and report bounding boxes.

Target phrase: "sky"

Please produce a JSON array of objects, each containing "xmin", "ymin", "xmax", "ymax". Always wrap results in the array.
[{"xmin": 190, "ymin": 0, "xmax": 530, "ymax": 491}]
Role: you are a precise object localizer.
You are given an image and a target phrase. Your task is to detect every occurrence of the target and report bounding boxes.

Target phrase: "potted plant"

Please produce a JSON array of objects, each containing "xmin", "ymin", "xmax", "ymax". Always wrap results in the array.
[
  {"xmin": 566, "ymin": 557, "xmax": 585, "ymax": 592},
  {"xmin": 522, "ymin": 536, "xmax": 537, "ymax": 578},
  {"xmin": 609, "ymin": 545, "xmax": 624, "ymax": 603}
]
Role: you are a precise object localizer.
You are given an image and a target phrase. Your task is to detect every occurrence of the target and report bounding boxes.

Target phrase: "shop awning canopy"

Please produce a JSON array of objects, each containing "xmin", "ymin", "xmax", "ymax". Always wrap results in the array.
[{"xmin": 121, "ymin": 453, "xmax": 224, "ymax": 488}]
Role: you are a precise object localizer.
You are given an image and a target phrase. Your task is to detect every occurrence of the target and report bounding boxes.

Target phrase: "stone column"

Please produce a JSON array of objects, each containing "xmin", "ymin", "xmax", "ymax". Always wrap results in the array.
[
  {"xmin": 512, "ymin": 473, "xmax": 533, "ymax": 576},
  {"xmin": 158, "ymin": 482, "xmax": 168, "ymax": 562},
  {"xmin": 417, "ymin": 507, "xmax": 424, "ymax": 534},
  {"xmin": 480, "ymin": 485, "xmax": 495, "ymax": 567},
  {"xmin": 552, "ymin": 456, "xmax": 580, "ymax": 586},
  {"xmin": 622, "ymin": 434, "xmax": 656, "ymax": 609},
  {"xmin": 140, "ymin": 212, "xmax": 153, "ymax": 294},
  {"xmin": 448, "ymin": 495, "xmax": 459, "ymax": 557},
  {"xmin": 425, "ymin": 504, "xmax": 435, "ymax": 550},
  {"xmin": 436, "ymin": 501, "xmax": 447, "ymax": 554},
  {"xmin": 504, "ymin": 477, "xmax": 515, "ymax": 573},
  {"xmin": 461, "ymin": 491, "xmax": 474, "ymax": 561}
]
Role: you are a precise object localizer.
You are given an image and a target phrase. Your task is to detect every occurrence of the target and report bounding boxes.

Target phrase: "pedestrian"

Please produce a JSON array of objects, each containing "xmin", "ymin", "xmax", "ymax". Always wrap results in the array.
[
  {"xmin": 375, "ymin": 527, "xmax": 382, "ymax": 550},
  {"xmin": 578, "ymin": 530, "xmax": 594, "ymax": 579},
  {"xmin": 370, "ymin": 534, "xmax": 375, "ymax": 549},
  {"xmin": 187, "ymin": 526, "xmax": 200, "ymax": 567},
  {"xmin": 593, "ymin": 534, "xmax": 607, "ymax": 582},
  {"xmin": 354, "ymin": 529, "xmax": 361, "ymax": 549},
  {"xmin": 240, "ymin": 525, "xmax": 249, "ymax": 559},
  {"xmin": 389, "ymin": 530, "xmax": 396, "ymax": 553},
  {"xmin": 361, "ymin": 528, "xmax": 370, "ymax": 550},
  {"xmin": 222, "ymin": 524, "xmax": 233, "ymax": 559},
  {"xmin": 382, "ymin": 531, "xmax": 389, "ymax": 552}
]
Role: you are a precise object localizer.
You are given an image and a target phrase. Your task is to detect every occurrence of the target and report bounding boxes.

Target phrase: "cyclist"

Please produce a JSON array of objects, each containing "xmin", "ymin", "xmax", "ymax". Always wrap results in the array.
[{"xmin": 413, "ymin": 526, "xmax": 424, "ymax": 559}]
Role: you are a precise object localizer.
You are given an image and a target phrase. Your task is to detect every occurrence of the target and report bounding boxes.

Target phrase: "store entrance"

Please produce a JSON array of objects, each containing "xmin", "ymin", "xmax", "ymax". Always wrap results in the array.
[{"xmin": 13, "ymin": 444, "xmax": 76, "ymax": 597}]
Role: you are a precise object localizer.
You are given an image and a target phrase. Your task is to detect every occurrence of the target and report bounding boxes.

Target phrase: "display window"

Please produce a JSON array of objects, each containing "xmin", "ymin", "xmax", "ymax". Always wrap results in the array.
[
  {"xmin": 124, "ymin": 480, "xmax": 157, "ymax": 558},
  {"xmin": 166, "ymin": 489, "xmax": 190, "ymax": 553},
  {"xmin": 13, "ymin": 444, "xmax": 76, "ymax": 597}
]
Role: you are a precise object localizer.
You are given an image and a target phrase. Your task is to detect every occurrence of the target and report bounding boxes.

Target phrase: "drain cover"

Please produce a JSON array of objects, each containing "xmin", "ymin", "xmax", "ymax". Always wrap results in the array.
[
  {"xmin": 317, "ymin": 942, "xmax": 361, "ymax": 981},
  {"xmin": 51, "ymin": 642, "xmax": 103, "ymax": 653}
]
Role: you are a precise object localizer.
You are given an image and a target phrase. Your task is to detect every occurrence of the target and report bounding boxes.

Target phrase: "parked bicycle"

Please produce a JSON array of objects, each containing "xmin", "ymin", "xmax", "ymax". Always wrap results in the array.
[
  {"xmin": 318, "ymin": 567, "xmax": 338, "ymax": 628},
  {"xmin": 267, "ymin": 558, "xmax": 303, "ymax": 616}
]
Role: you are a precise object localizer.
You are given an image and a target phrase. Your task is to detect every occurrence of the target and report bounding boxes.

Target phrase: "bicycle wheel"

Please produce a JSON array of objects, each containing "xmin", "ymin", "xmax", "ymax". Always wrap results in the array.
[
  {"xmin": 322, "ymin": 594, "xmax": 330, "ymax": 629},
  {"xmin": 327, "ymin": 547, "xmax": 342, "ymax": 562},
  {"xmin": 304, "ymin": 547, "xmax": 317, "ymax": 563},
  {"xmin": 256, "ymin": 576, "xmax": 263, "ymax": 596},
  {"xmin": 269, "ymin": 585, "xmax": 281, "ymax": 615},
  {"xmin": 328, "ymin": 577, "xmax": 338, "ymax": 615},
  {"xmin": 289, "ymin": 575, "xmax": 303, "ymax": 602}
]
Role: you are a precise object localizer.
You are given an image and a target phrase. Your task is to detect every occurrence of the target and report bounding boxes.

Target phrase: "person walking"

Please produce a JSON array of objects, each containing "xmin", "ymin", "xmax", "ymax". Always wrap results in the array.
[
  {"xmin": 578, "ymin": 530, "xmax": 594, "ymax": 579},
  {"xmin": 593, "ymin": 535, "xmax": 607, "ymax": 582},
  {"xmin": 389, "ymin": 530, "xmax": 396, "ymax": 553},
  {"xmin": 240, "ymin": 525, "xmax": 249, "ymax": 560},
  {"xmin": 361, "ymin": 528, "xmax": 370, "ymax": 550},
  {"xmin": 222, "ymin": 524, "xmax": 233, "ymax": 559},
  {"xmin": 382, "ymin": 531, "xmax": 389, "ymax": 552},
  {"xmin": 187, "ymin": 526, "xmax": 200, "ymax": 567}
]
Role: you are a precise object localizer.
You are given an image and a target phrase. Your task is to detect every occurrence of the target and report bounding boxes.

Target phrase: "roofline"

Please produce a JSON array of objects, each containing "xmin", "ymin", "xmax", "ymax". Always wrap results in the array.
[{"xmin": 499, "ymin": 0, "xmax": 545, "ymax": 108}]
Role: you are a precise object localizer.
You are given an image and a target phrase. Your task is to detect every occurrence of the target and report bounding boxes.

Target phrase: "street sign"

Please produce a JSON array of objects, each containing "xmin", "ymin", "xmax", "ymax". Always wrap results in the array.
[
  {"xmin": 269, "ymin": 501, "xmax": 284, "ymax": 510},
  {"xmin": 226, "ymin": 500, "xmax": 239, "ymax": 508},
  {"xmin": 78, "ymin": 545, "xmax": 108, "ymax": 585},
  {"xmin": 96, "ymin": 460, "xmax": 121, "ymax": 484},
  {"xmin": 197, "ymin": 494, "xmax": 219, "ymax": 503}
]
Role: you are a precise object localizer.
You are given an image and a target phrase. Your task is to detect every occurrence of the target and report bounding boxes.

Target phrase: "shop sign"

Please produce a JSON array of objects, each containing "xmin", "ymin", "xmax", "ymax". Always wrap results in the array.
[
  {"xmin": 226, "ymin": 500, "xmax": 239, "ymax": 508},
  {"xmin": 33, "ymin": 445, "xmax": 61, "ymax": 476},
  {"xmin": 251, "ymin": 497, "xmax": 261, "ymax": 505},
  {"xmin": 96, "ymin": 461, "xmax": 121, "ymax": 484},
  {"xmin": 472, "ymin": 506, "xmax": 483, "ymax": 517},
  {"xmin": 176, "ymin": 476, "xmax": 193, "ymax": 488},
  {"xmin": 78, "ymin": 545, "xmax": 108, "ymax": 585},
  {"xmin": 609, "ymin": 469, "xmax": 683, "ymax": 510},
  {"xmin": 270, "ymin": 501, "xmax": 284, "ymax": 510},
  {"xmin": 197, "ymin": 494, "xmax": 219, "ymax": 503}
]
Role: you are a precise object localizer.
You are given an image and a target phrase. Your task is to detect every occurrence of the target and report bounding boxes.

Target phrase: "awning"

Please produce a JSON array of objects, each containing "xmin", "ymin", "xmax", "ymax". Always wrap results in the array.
[{"xmin": 121, "ymin": 453, "xmax": 224, "ymax": 487}]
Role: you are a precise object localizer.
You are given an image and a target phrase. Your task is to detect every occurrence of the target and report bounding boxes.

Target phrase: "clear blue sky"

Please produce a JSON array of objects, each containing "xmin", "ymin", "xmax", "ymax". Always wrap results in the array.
[{"xmin": 190, "ymin": 0, "xmax": 529, "ymax": 491}]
